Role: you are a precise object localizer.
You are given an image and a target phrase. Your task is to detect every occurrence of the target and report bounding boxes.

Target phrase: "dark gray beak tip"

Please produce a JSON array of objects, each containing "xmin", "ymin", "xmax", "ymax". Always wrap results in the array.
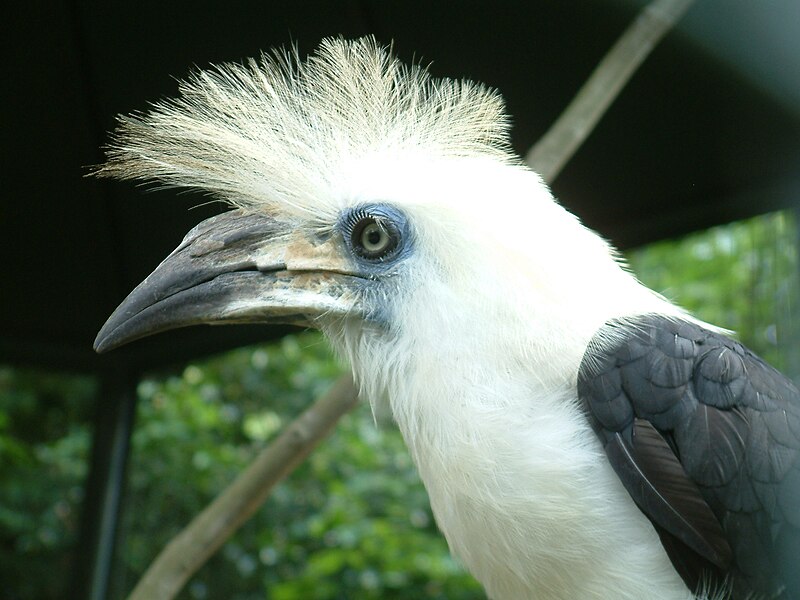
[
  {"xmin": 93, "ymin": 307, "xmax": 140, "ymax": 354},
  {"xmin": 93, "ymin": 334, "xmax": 110, "ymax": 354},
  {"xmin": 92, "ymin": 283, "xmax": 203, "ymax": 354},
  {"xmin": 93, "ymin": 325, "xmax": 120, "ymax": 354}
]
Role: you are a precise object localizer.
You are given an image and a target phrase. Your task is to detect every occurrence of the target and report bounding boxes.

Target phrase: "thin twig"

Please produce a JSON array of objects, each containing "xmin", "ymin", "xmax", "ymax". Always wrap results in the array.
[
  {"xmin": 127, "ymin": 374, "xmax": 358, "ymax": 600},
  {"xmin": 526, "ymin": 0, "xmax": 696, "ymax": 183}
]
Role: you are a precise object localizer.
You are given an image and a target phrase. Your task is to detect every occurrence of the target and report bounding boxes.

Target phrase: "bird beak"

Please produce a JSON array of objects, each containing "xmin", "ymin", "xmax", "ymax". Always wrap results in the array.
[{"xmin": 94, "ymin": 209, "xmax": 364, "ymax": 353}]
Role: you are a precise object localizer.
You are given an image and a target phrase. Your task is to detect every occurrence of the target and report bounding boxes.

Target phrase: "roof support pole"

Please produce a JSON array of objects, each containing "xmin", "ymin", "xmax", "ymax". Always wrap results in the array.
[
  {"xmin": 70, "ymin": 371, "xmax": 139, "ymax": 600},
  {"xmin": 526, "ymin": 0, "xmax": 696, "ymax": 183}
]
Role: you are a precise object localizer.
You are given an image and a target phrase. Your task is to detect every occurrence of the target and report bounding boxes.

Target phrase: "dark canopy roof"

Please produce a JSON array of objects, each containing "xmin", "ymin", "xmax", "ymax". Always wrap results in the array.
[{"xmin": 4, "ymin": 0, "xmax": 800, "ymax": 376}]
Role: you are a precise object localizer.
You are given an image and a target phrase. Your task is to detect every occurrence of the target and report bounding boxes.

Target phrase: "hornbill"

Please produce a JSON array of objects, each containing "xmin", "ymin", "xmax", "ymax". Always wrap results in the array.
[{"xmin": 94, "ymin": 38, "xmax": 799, "ymax": 599}]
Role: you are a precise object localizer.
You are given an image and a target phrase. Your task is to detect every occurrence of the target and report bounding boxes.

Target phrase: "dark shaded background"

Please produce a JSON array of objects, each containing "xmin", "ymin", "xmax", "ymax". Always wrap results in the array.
[{"xmin": 3, "ymin": 0, "xmax": 800, "ymax": 374}]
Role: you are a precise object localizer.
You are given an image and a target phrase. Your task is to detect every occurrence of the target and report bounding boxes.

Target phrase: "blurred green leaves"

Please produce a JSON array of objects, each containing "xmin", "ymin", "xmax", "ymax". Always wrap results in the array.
[{"xmin": 0, "ymin": 367, "xmax": 95, "ymax": 600}]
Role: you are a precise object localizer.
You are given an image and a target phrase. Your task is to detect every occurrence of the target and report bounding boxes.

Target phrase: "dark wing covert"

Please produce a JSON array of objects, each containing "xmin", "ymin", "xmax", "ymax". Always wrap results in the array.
[{"xmin": 578, "ymin": 315, "xmax": 800, "ymax": 599}]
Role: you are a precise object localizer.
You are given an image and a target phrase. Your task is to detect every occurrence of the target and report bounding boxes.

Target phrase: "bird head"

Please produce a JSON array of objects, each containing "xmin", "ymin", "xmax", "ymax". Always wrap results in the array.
[{"xmin": 94, "ymin": 37, "xmax": 671, "ymax": 410}]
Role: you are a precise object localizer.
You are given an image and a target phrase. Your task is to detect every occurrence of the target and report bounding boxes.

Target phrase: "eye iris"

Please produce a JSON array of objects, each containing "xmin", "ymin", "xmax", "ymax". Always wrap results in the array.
[
  {"xmin": 362, "ymin": 223, "xmax": 387, "ymax": 251},
  {"xmin": 350, "ymin": 214, "xmax": 401, "ymax": 260}
]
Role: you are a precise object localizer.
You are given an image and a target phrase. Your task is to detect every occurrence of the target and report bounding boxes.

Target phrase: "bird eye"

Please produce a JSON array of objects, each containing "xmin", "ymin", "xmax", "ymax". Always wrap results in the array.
[{"xmin": 350, "ymin": 216, "xmax": 400, "ymax": 260}]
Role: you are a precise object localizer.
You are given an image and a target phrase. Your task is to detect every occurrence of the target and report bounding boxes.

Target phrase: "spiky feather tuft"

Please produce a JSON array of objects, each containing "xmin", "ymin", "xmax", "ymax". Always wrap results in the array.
[{"xmin": 95, "ymin": 37, "xmax": 515, "ymax": 218}]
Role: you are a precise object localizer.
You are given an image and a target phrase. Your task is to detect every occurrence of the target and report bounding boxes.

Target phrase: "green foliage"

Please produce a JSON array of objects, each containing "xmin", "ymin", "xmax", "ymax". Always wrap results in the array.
[
  {"xmin": 0, "ymin": 367, "xmax": 95, "ymax": 600},
  {"xmin": 2, "ymin": 210, "xmax": 799, "ymax": 599}
]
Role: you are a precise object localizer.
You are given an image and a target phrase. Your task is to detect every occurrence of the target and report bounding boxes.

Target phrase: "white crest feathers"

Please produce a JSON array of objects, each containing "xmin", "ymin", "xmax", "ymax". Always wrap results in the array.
[{"xmin": 96, "ymin": 36, "xmax": 515, "ymax": 218}]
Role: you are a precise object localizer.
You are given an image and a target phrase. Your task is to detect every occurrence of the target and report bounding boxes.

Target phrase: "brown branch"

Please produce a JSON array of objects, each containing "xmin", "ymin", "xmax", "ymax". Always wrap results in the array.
[
  {"xmin": 126, "ymin": 373, "xmax": 359, "ymax": 600},
  {"xmin": 526, "ymin": 0, "xmax": 696, "ymax": 184}
]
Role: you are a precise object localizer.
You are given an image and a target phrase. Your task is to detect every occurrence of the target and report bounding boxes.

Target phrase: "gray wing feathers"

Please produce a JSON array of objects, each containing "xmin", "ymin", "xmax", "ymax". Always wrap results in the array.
[
  {"xmin": 605, "ymin": 420, "xmax": 732, "ymax": 567},
  {"xmin": 578, "ymin": 316, "xmax": 800, "ymax": 599}
]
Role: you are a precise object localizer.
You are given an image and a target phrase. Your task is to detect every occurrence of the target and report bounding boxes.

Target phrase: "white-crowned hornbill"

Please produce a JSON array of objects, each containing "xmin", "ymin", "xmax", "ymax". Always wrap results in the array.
[{"xmin": 94, "ymin": 38, "xmax": 799, "ymax": 599}]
